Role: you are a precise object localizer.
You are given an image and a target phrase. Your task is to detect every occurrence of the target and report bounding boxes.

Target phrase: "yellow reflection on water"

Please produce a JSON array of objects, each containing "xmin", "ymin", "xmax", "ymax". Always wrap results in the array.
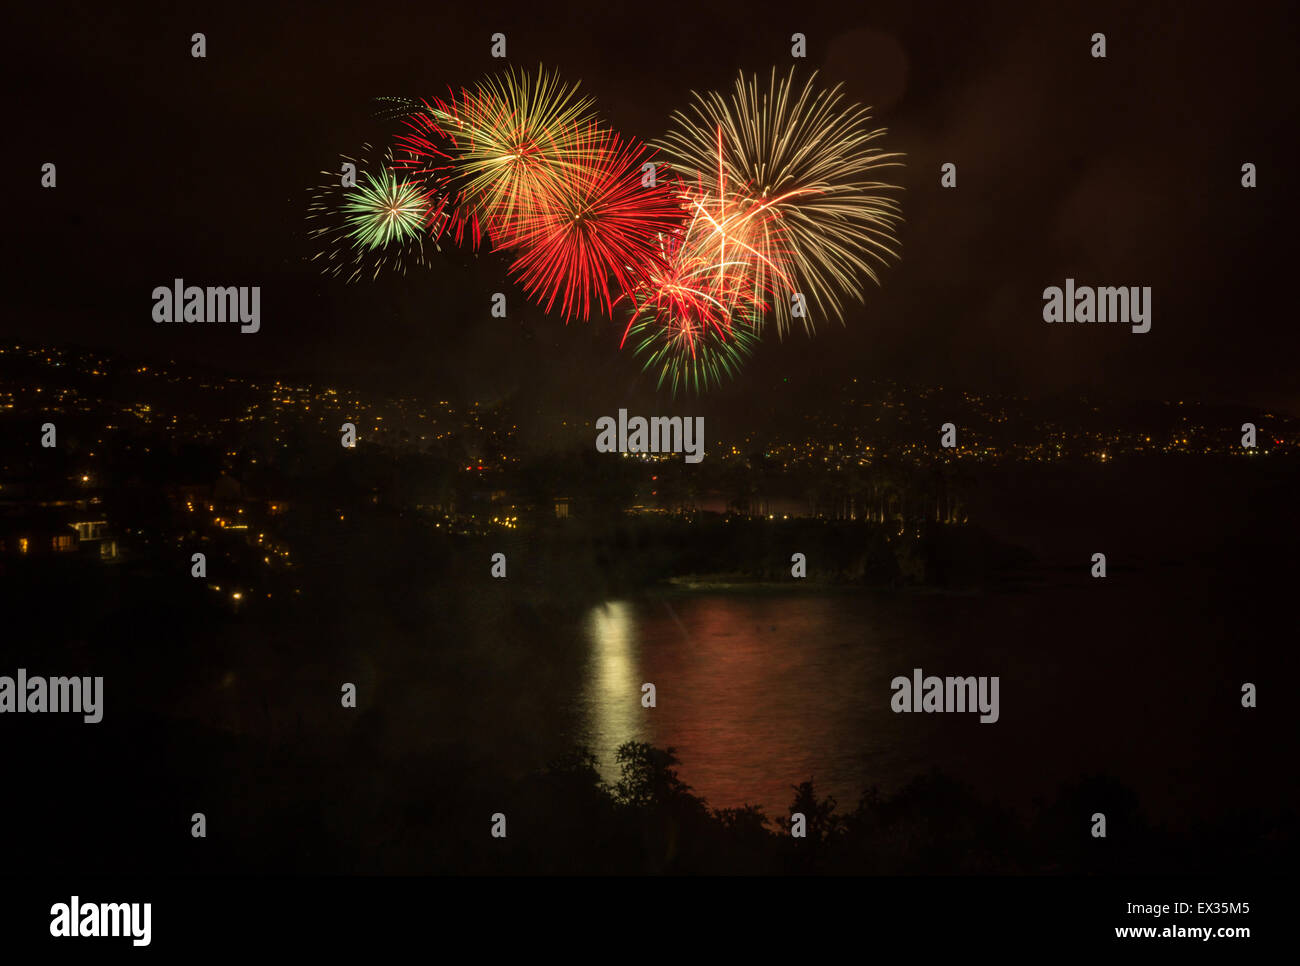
[{"xmin": 582, "ymin": 600, "xmax": 645, "ymax": 779}]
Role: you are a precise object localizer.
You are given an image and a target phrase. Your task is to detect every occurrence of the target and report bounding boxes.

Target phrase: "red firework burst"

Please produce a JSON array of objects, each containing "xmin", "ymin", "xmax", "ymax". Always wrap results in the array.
[
  {"xmin": 618, "ymin": 177, "xmax": 797, "ymax": 351},
  {"xmin": 504, "ymin": 125, "xmax": 687, "ymax": 322},
  {"xmin": 392, "ymin": 92, "xmax": 488, "ymax": 249}
]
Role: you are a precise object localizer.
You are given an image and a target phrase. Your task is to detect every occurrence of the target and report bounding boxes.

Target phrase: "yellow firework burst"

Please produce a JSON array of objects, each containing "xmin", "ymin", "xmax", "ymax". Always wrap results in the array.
[
  {"xmin": 400, "ymin": 66, "xmax": 600, "ymax": 247},
  {"xmin": 657, "ymin": 67, "xmax": 904, "ymax": 337}
]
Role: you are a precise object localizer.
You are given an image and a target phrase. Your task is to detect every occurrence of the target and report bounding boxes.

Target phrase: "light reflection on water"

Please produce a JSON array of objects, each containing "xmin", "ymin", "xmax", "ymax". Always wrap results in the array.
[
  {"xmin": 572, "ymin": 585, "xmax": 1257, "ymax": 821},
  {"xmin": 581, "ymin": 600, "xmax": 642, "ymax": 769},
  {"xmin": 576, "ymin": 593, "xmax": 907, "ymax": 813}
]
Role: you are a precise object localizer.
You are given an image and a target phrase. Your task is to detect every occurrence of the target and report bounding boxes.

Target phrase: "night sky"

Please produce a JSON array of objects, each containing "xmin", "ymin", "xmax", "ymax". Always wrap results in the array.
[{"xmin": 11, "ymin": 0, "xmax": 1298, "ymax": 418}]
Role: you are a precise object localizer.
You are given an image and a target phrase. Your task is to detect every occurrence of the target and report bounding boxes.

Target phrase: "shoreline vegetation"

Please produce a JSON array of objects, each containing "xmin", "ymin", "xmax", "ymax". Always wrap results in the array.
[
  {"xmin": 472, "ymin": 741, "xmax": 1295, "ymax": 875},
  {"xmin": 484, "ymin": 519, "xmax": 1040, "ymax": 611}
]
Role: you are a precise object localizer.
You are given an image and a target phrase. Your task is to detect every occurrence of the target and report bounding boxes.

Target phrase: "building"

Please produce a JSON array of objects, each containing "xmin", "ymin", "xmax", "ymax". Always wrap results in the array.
[
  {"xmin": 70, "ymin": 519, "xmax": 118, "ymax": 560},
  {"xmin": 0, "ymin": 509, "xmax": 117, "ymax": 559}
]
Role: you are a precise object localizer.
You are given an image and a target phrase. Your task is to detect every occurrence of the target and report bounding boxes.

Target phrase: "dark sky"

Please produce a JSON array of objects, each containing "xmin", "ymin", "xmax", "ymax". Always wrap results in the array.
[{"xmin": 10, "ymin": 0, "xmax": 1298, "ymax": 419}]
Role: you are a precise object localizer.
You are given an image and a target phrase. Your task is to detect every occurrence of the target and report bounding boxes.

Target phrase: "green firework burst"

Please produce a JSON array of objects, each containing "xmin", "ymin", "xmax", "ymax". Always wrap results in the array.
[
  {"xmin": 343, "ymin": 165, "xmax": 432, "ymax": 250},
  {"xmin": 626, "ymin": 312, "xmax": 761, "ymax": 397},
  {"xmin": 306, "ymin": 143, "xmax": 440, "ymax": 283}
]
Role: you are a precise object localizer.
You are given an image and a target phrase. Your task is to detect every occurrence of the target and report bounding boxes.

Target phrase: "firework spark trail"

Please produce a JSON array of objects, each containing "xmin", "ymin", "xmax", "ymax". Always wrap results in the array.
[
  {"xmin": 394, "ymin": 66, "xmax": 600, "ymax": 250},
  {"xmin": 657, "ymin": 67, "xmax": 904, "ymax": 337},
  {"xmin": 390, "ymin": 92, "xmax": 486, "ymax": 247},
  {"xmin": 343, "ymin": 166, "xmax": 436, "ymax": 250},
  {"xmin": 618, "ymin": 182, "xmax": 786, "ymax": 394},
  {"xmin": 306, "ymin": 144, "xmax": 440, "ymax": 283},
  {"xmin": 505, "ymin": 124, "xmax": 684, "ymax": 322},
  {"xmin": 624, "ymin": 303, "xmax": 761, "ymax": 396}
]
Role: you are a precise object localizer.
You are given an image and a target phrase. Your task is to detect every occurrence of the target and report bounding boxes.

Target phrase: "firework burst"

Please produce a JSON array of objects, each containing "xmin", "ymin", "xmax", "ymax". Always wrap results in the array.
[
  {"xmin": 623, "ymin": 302, "xmax": 761, "ymax": 396},
  {"xmin": 343, "ymin": 165, "xmax": 438, "ymax": 250},
  {"xmin": 394, "ymin": 66, "xmax": 599, "ymax": 249},
  {"xmin": 505, "ymin": 126, "xmax": 684, "ymax": 321},
  {"xmin": 306, "ymin": 144, "xmax": 441, "ymax": 283},
  {"xmin": 657, "ymin": 67, "xmax": 904, "ymax": 336},
  {"xmin": 314, "ymin": 65, "xmax": 903, "ymax": 394},
  {"xmin": 389, "ymin": 92, "xmax": 486, "ymax": 248},
  {"xmin": 618, "ymin": 185, "xmax": 787, "ymax": 393}
]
